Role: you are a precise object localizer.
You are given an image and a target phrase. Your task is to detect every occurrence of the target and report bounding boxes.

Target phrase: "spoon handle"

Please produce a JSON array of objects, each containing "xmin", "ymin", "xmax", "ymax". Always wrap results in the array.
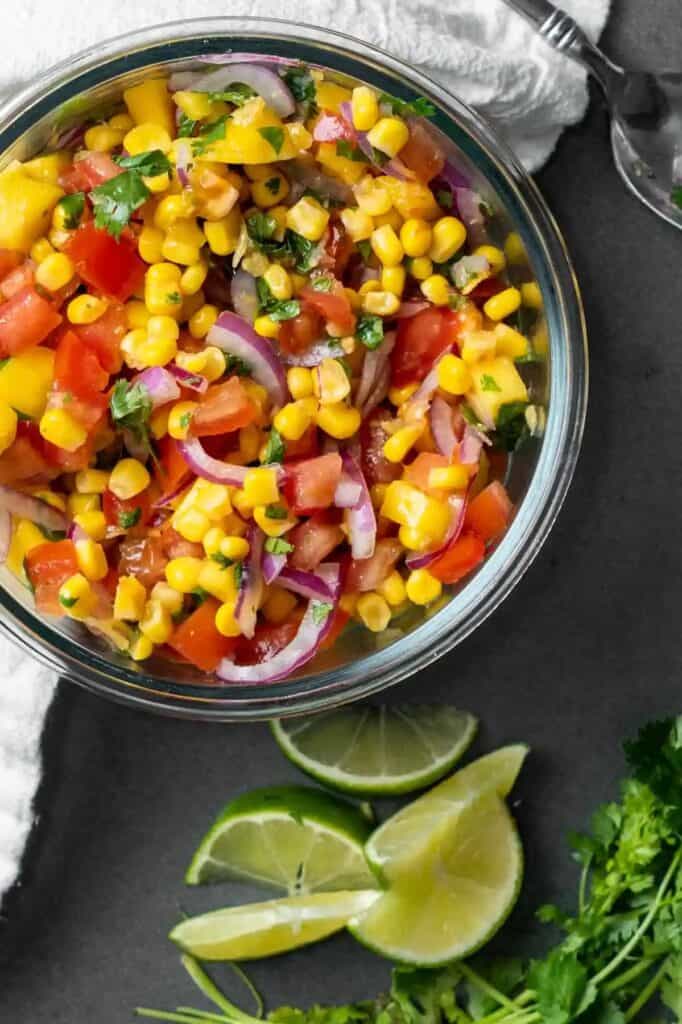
[{"xmin": 503, "ymin": 0, "xmax": 623, "ymax": 95}]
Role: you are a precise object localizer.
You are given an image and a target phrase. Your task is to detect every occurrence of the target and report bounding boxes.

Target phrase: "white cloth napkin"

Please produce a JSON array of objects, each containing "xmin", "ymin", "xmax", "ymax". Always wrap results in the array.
[{"xmin": 0, "ymin": 0, "xmax": 609, "ymax": 907}]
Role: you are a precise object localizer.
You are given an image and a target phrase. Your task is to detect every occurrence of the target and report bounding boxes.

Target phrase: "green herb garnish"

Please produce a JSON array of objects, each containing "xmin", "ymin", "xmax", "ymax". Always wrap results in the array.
[
  {"xmin": 191, "ymin": 587, "xmax": 210, "ymax": 605},
  {"xmin": 357, "ymin": 239, "xmax": 372, "ymax": 264},
  {"xmin": 336, "ymin": 140, "xmax": 368, "ymax": 162},
  {"xmin": 59, "ymin": 594, "xmax": 79, "ymax": 609},
  {"xmin": 223, "ymin": 353, "xmax": 251, "ymax": 377},
  {"xmin": 115, "ymin": 149, "xmax": 172, "ymax": 177},
  {"xmin": 57, "ymin": 191, "xmax": 86, "ymax": 230},
  {"xmin": 265, "ymin": 504, "xmax": 288, "ymax": 520},
  {"xmin": 311, "ymin": 601, "xmax": 333, "ymax": 625},
  {"xmin": 211, "ymin": 551, "xmax": 234, "ymax": 568},
  {"xmin": 177, "ymin": 112, "xmax": 199, "ymax": 138},
  {"xmin": 262, "ymin": 427, "xmax": 285, "ymax": 465},
  {"xmin": 480, "ymin": 374, "xmax": 501, "ymax": 393},
  {"xmin": 207, "ymin": 83, "xmax": 256, "ymax": 106},
  {"xmin": 379, "ymin": 91, "xmax": 437, "ymax": 118},
  {"xmin": 256, "ymin": 277, "xmax": 301, "ymax": 322},
  {"xmin": 259, "ymin": 126, "xmax": 285, "ymax": 155},
  {"xmin": 494, "ymin": 401, "xmax": 530, "ymax": 452},
  {"xmin": 283, "ymin": 66, "xmax": 318, "ymax": 118},
  {"xmin": 192, "ymin": 115, "xmax": 228, "ymax": 155},
  {"xmin": 356, "ymin": 314, "xmax": 384, "ymax": 351},
  {"xmin": 166, "ymin": 291, "xmax": 182, "ymax": 304},
  {"xmin": 90, "ymin": 171, "xmax": 150, "ymax": 239},
  {"xmin": 118, "ymin": 507, "xmax": 141, "ymax": 529},
  {"xmin": 264, "ymin": 176, "xmax": 282, "ymax": 195},
  {"xmin": 311, "ymin": 276, "xmax": 333, "ymax": 292},
  {"xmin": 436, "ymin": 189, "xmax": 453, "ymax": 210},
  {"xmin": 109, "ymin": 379, "xmax": 153, "ymax": 450},
  {"xmin": 672, "ymin": 186, "xmax": 682, "ymax": 210},
  {"xmin": 265, "ymin": 537, "xmax": 294, "ymax": 555},
  {"xmin": 246, "ymin": 211, "xmax": 278, "ymax": 244},
  {"xmin": 233, "ymin": 562, "xmax": 243, "ymax": 589}
]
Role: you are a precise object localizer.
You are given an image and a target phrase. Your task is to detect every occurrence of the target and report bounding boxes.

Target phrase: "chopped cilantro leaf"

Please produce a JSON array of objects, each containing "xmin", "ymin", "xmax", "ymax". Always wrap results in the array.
[
  {"xmin": 59, "ymin": 594, "xmax": 79, "ymax": 609},
  {"xmin": 256, "ymin": 277, "xmax": 301, "ymax": 321},
  {"xmin": 311, "ymin": 276, "xmax": 333, "ymax": 292},
  {"xmin": 192, "ymin": 115, "xmax": 228, "ymax": 155},
  {"xmin": 283, "ymin": 66, "xmax": 318, "ymax": 118},
  {"xmin": 311, "ymin": 601, "xmax": 333, "ymax": 625},
  {"xmin": 211, "ymin": 551, "xmax": 234, "ymax": 568},
  {"xmin": 166, "ymin": 291, "xmax": 182, "ymax": 304},
  {"xmin": 191, "ymin": 587, "xmax": 210, "ymax": 605},
  {"xmin": 115, "ymin": 149, "xmax": 172, "ymax": 177},
  {"xmin": 672, "ymin": 186, "xmax": 682, "ymax": 210},
  {"xmin": 37, "ymin": 526, "xmax": 66, "ymax": 542},
  {"xmin": 448, "ymin": 292, "xmax": 467, "ymax": 311},
  {"xmin": 233, "ymin": 562, "xmax": 243, "ymax": 589},
  {"xmin": 480, "ymin": 373, "xmax": 501, "ymax": 393},
  {"xmin": 0, "ymin": 358, "xmax": 9, "ymax": 372},
  {"xmin": 246, "ymin": 211, "xmax": 278, "ymax": 244},
  {"xmin": 379, "ymin": 91, "xmax": 437, "ymax": 117},
  {"xmin": 118, "ymin": 507, "xmax": 141, "ymax": 529},
  {"xmin": 262, "ymin": 427, "xmax": 285, "ymax": 465},
  {"xmin": 336, "ymin": 140, "xmax": 368, "ymax": 162},
  {"xmin": 357, "ymin": 239, "xmax": 372, "ymax": 264},
  {"xmin": 357, "ymin": 314, "xmax": 384, "ymax": 351},
  {"xmin": 436, "ymin": 189, "xmax": 453, "ymax": 210},
  {"xmin": 109, "ymin": 380, "xmax": 153, "ymax": 449},
  {"xmin": 207, "ymin": 83, "xmax": 256, "ymax": 106},
  {"xmin": 265, "ymin": 504, "xmax": 288, "ymax": 520},
  {"xmin": 494, "ymin": 401, "xmax": 530, "ymax": 452},
  {"xmin": 259, "ymin": 126, "xmax": 285, "ymax": 155},
  {"xmin": 264, "ymin": 176, "xmax": 282, "ymax": 195},
  {"xmin": 57, "ymin": 191, "xmax": 85, "ymax": 230},
  {"xmin": 90, "ymin": 170, "xmax": 149, "ymax": 239},
  {"xmin": 177, "ymin": 112, "xmax": 198, "ymax": 138},
  {"xmin": 287, "ymin": 231, "xmax": 318, "ymax": 273},
  {"xmin": 265, "ymin": 537, "xmax": 294, "ymax": 554},
  {"xmin": 223, "ymin": 353, "xmax": 251, "ymax": 377},
  {"xmin": 13, "ymin": 408, "xmax": 34, "ymax": 421}
]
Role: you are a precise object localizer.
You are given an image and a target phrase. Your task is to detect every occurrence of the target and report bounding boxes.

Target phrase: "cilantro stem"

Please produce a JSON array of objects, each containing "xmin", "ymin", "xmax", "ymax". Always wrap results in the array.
[
  {"xmin": 623, "ymin": 956, "xmax": 670, "ymax": 1021},
  {"xmin": 591, "ymin": 848, "xmax": 682, "ymax": 987},
  {"xmin": 577, "ymin": 854, "xmax": 591, "ymax": 915},
  {"xmin": 602, "ymin": 957, "xmax": 658, "ymax": 995},
  {"xmin": 458, "ymin": 963, "xmax": 520, "ymax": 1011},
  {"xmin": 176, "ymin": 1011, "xmax": 233, "ymax": 1022},
  {"xmin": 181, "ymin": 956, "xmax": 260, "ymax": 1024},
  {"xmin": 475, "ymin": 991, "xmax": 535, "ymax": 1024},
  {"xmin": 137, "ymin": 1010, "xmax": 220, "ymax": 1023}
]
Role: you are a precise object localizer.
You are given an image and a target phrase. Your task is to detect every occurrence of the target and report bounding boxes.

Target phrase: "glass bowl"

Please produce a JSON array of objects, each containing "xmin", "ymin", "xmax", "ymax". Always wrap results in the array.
[{"xmin": 0, "ymin": 17, "xmax": 587, "ymax": 720}]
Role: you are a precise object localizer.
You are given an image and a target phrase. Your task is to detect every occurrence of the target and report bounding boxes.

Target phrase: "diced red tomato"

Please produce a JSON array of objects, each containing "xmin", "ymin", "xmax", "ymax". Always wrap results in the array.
[
  {"xmin": 321, "ymin": 221, "xmax": 355, "ymax": 278},
  {"xmin": 428, "ymin": 529, "xmax": 486, "ymax": 584},
  {"xmin": 191, "ymin": 377, "xmax": 257, "ymax": 437},
  {"xmin": 360, "ymin": 407, "xmax": 402, "ymax": 486},
  {"xmin": 403, "ymin": 452, "xmax": 450, "ymax": 496},
  {"xmin": 0, "ymin": 249, "xmax": 21, "ymax": 281},
  {"xmin": 117, "ymin": 534, "xmax": 168, "ymax": 589},
  {"xmin": 25, "ymin": 539, "xmax": 79, "ymax": 615},
  {"xmin": 168, "ymin": 598, "xmax": 237, "ymax": 673},
  {"xmin": 54, "ymin": 329, "xmax": 109, "ymax": 399},
  {"xmin": 60, "ymin": 152, "xmax": 120, "ymax": 192},
  {"xmin": 75, "ymin": 301, "xmax": 127, "ymax": 373},
  {"xmin": 278, "ymin": 307, "xmax": 323, "ymax": 355},
  {"xmin": 155, "ymin": 435, "xmax": 192, "ymax": 499},
  {"xmin": 313, "ymin": 111, "xmax": 355, "ymax": 142},
  {"xmin": 469, "ymin": 276, "xmax": 505, "ymax": 304},
  {"xmin": 48, "ymin": 388, "xmax": 108, "ymax": 432},
  {"xmin": 159, "ymin": 522, "xmax": 204, "ymax": 561},
  {"xmin": 289, "ymin": 513, "xmax": 345, "ymax": 571},
  {"xmin": 300, "ymin": 282, "xmax": 355, "ymax": 332},
  {"xmin": 0, "ymin": 425, "xmax": 58, "ymax": 485},
  {"xmin": 398, "ymin": 120, "xmax": 445, "ymax": 182},
  {"xmin": 320, "ymin": 607, "xmax": 350, "ymax": 650},
  {"xmin": 41, "ymin": 435, "xmax": 96, "ymax": 472},
  {"xmin": 282, "ymin": 453, "xmax": 342, "ymax": 515},
  {"xmin": 0, "ymin": 286, "xmax": 62, "ymax": 358},
  {"xmin": 0, "ymin": 262, "xmax": 34, "ymax": 299},
  {"xmin": 283, "ymin": 424, "xmax": 319, "ymax": 461},
  {"xmin": 103, "ymin": 487, "xmax": 153, "ymax": 530},
  {"xmin": 391, "ymin": 307, "xmax": 464, "ymax": 388},
  {"xmin": 346, "ymin": 538, "xmax": 403, "ymax": 592},
  {"xmin": 464, "ymin": 481, "xmax": 513, "ymax": 542},
  {"xmin": 65, "ymin": 222, "xmax": 145, "ymax": 302},
  {"xmin": 235, "ymin": 614, "xmax": 303, "ymax": 666}
]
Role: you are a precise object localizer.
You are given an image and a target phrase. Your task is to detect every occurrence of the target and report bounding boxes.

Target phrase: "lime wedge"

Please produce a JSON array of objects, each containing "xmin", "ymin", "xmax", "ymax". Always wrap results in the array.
[
  {"xmin": 365, "ymin": 744, "xmax": 528, "ymax": 878},
  {"xmin": 171, "ymin": 889, "xmax": 380, "ymax": 961},
  {"xmin": 271, "ymin": 705, "xmax": 478, "ymax": 796},
  {"xmin": 349, "ymin": 792, "xmax": 522, "ymax": 965},
  {"xmin": 185, "ymin": 785, "xmax": 378, "ymax": 894}
]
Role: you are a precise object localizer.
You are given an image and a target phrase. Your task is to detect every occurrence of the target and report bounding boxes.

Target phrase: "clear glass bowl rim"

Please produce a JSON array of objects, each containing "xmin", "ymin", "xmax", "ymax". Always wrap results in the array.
[{"xmin": 0, "ymin": 16, "xmax": 588, "ymax": 720}]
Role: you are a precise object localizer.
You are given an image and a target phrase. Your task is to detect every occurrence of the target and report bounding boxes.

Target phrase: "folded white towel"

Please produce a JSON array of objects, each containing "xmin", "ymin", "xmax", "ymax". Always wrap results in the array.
[{"xmin": 0, "ymin": 0, "xmax": 609, "ymax": 907}]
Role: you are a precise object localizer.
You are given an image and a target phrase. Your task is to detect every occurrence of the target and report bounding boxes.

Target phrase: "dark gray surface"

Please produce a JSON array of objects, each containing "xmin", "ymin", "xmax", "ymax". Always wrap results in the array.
[{"xmin": 2, "ymin": 0, "xmax": 682, "ymax": 1017}]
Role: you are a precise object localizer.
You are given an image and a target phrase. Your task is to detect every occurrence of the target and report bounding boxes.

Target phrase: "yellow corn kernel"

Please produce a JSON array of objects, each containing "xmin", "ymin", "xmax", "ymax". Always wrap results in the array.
[
  {"xmin": 74, "ymin": 539, "xmax": 108, "ymax": 582},
  {"xmin": 139, "ymin": 600, "xmax": 173, "ymax": 644},
  {"xmin": 521, "ymin": 281, "xmax": 543, "ymax": 309},
  {"xmin": 406, "ymin": 568, "xmax": 442, "ymax": 606},
  {"xmin": 428, "ymin": 465, "xmax": 470, "ymax": 491},
  {"xmin": 313, "ymin": 358, "xmax": 351, "ymax": 405},
  {"xmin": 109, "ymin": 112, "xmax": 135, "ymax": 132},
  {"xmin": 253, "ymin": 315, "xmax": 281, "ymax": 340},
  {"xmin": 400, "ymin": 218, "xmax": 432, "ymax": 258},
  {"xmin": 428, "ymin": 216, "xmax": 467, "ymax": 264},
  {"xmin": 203, "ymin": 207, "xmax": 242, "ymax": 256},
  {"xmin": 119, "ymin": 328, "xmax": 146, "ymax": 369},
  {"xmin": 381, "ymin": 265, "xmax": 406, "ymax": 297},
  {"xmin": 123, "ymin": 122, "xmax": 172, "ymax": 157},
  {"xmin": 370, "ymin": 482, "xmax": 388, "ymax": 510},
  {"xmin": 242, "ymin": 381, "xmax": 268, "ymax": 415},
  {"xmin": 165, "ymin": 556, "xmax": 203, "ymax": 594},
  {"xmin": 251, "ymin": 174, "xmax": 289, "ymax": 208},
  {"xmin": 461, "ymin": 330, "xmax": 497, "ymax": 365},
  {"xmin": 35, "ymin": 252, "xmax": 74, "ymax": 292},
  {"xmin": 316, "ymin": 402, "xmax": 361, "ymax": 440},
  {"xmin": 173, "ymin": 507, "xmax": 211, "ymax": 544},
  {"xmin": 109, "ymin": 458, "xmax": 151, "ymax": 500},
  {"xmin": 23, "ymin": 152, "xmax": 70, "ymax": 185},
  {"xmin": 483, "ymin": 287, "xmax": 521, "ymax": 322},
  {"xmin": 167, "ymin": 401, "xmax": 199, "ymax": 441},
  {"xmin": 67, "ymin": 492, "xmax": 100, "ymax": 517},
  {"xmin": 30, "ymin": 489, "xmax": 66, "ymax": 513},
  {"xmin": 262, "ymin": 587, "xmax": 298, "ymax": 625},
  {"xmin": 473, "ymin": 244, "xmax": 506, "ymax": 274},
  {"xmin": 238, "ymin": 424, "xmax": 262, "ymax": 464},
  {"xmin": 370, "ymin": 224, "xmax": 404, "ymax": 267},
  {"xmin": 75, "ymin": 469, "xmax": 109, "ymax": 494},
  {"xmin": 244, "ymin": 163, "xmax": 276, "ymax": 181},
  {"xmin": 287, "ymin": 366, "xmax": 314, "ymax": 401},
  {"xmin": 149, "ymin": 582, "xmax": 184, "ymax": 615},
  {"xmin": 419, "ymin": 274, "xmax": 450, "ymax": 307},
  {"xmin": 202, "ymin": 528, "xmax": 227, "ymax": 558},
  {"xmin": 30, "ymin": 237, "xmax": 55, "ymax": 263},
  {"xmin": 274, "ymin": 398, "xmax": 318, "ymax": 441},
  {"xmin": 286, "ymin": 196, "xmax": 330, "ymax": 242},
  {"xmin": 0, "ymin": 401, "xmax": 17, "ymax": 455},
  {"xmin": 144, "ymin": 405, "xmax": 167, "ymax": 441},
  {"xmin": 144, "ymin": 262, "xmax": 182, "ymax": 315},
  {"xmin": 379, "ymin": 571, "xmax": 407, "ymax": 607},
  {"xmin": 241, "ymin": 251, "xmax": 270, "ymax": 278},
  {"xmin": 366, "ymin": 117, "xmax": 409, "ymax": 157},
  {"xmin": 221, "ymin": 535, "xmax": 250, "ymax": 561},
  {"xmin": 381, "ymin": 481, "xmax": 450, "ymax": 543},
  {"xmin": 162, "ymin": 218, "xmax": 205, "ymax": 266},
  {"xmin": 362, "ymin": 290, "xmax": 401, "ymax": 316},
  {"xmin": 437, "ymin": 353, "xmax": 472, "ymax": 394},
  {"xmin": 355, "ymin": 176, "xmax": 393, "ymax": 217},
  {"xmin": 340, "ymin": 207, "xmax": 374, "ymax": 242},
  {"xmin": 356, "ymin": 592, "xmax": 392, "ymax": 632},
  {"xmin": 148, "ymin": 314, "xmax": 180, "ymax": 346},
  {"xmin": 48, "ymin": 226, "xmax": 71, "ymax": 250},
  {"xmin": 144, "ymin": 172, "xmax": 171, "ymax": 195},
  {"xmin": 243, "ymin": 467, "xmax": 280, "ymax": 507},
  {"xmin": 358, "ymin": 280, "xmax": 381, "ymax": 296},
  {"xmin": 125, "ymin": 300, "xmax": 150, "ymax": 330},
  {"xmin": 73, "ymin": 510, "xmax": 107, "ymax": 542},
  {"xmin": 154, "ymin": 193, "xmax": 195, "ymax": 232},
  {"xmin": 494, "ymin": 323, "xmax": 529, "ymax": 360},
  {"xmin": 268, "ymin": 205, "xmax": 288, "ymax": 240},
  {"xmin": 351, "ymin": 85, "xmax": 379, "ymax": 132},
  {"xmin": 263, "ymin": 263, "xmax": 293, "ymax": 301},
  {"xmin": 129, "ymin": 634, "xmax": 154, "ymax": 661},
  {"xmin": 124, "ymin": 77, "xmax": 174, "ymax": 135},
  {"xmin": 383, "ymin": 423, "xmax": 424, "ymax": 463},
  {"xmin": 388, "ymin": 384, "xmax": 418, "ymax": 408},
  {"xmin": 131, "ymin": 330, "xmax": 177, "ymax": 369},
  {"xmin": 215, "ymin": 601, "xmax": 241, "ymax": 637},
  {"xmin": 179, "ymin": 261, "xmax": 208, "ymax": 297},
  {"xmin": 114, "ymin": 576, "xmax": 148, "ymax": 621},
  {"xmin": 173, "ymin": 90, "xmax": 213, "ymax": 120},
  {"xmin": 504, "ymin": 231, "xmax": 527, "ymax": 266},
  {"xmin": 344, "ymin": 287, "xmax": 361, "ymax": 312},
  {"xmin": 187, "ymin": 480, "xmax": 232, "ymax": 520},
  {"xmin": 58, "ymin": 574, "xmax": 94, "ymax": 618},
  {"xmin": 253, "ymin": 505, "xmax": 297, "ymax": 538},
  {"xmin": 373, "ymin": 209, "xmax": 403, "ymax": 232},
  {"xmin": 232, "ymin": 490, "xmax": 254, "ymax": 519},
  {"xmin": 84, "ymin": 124, "xmax": 124, "ymax": 152},
  {"xmin": 198, "ymin": 559, "xmax": 238, "ymax": 603},
  {"xmin": 67, "ymin": 294, "xmax": 108, "ymax": 325},
  {"xmin": 409, "ymin": 256, "xmax": 433, "ymax": 281},
  {"xmin": 39, "ymin": 408, "xmax": 87, "ymax": 452},
  {"xmin": 6, "ymin": 519, "xmax": 45, "ymax": 581},
  {"xmin": 138, "ymin": 226, "xmax": 165, "ymax": 264},
  {"xmin": 186, "ymin": 303, "xmax": 217, "ymax": 340}
]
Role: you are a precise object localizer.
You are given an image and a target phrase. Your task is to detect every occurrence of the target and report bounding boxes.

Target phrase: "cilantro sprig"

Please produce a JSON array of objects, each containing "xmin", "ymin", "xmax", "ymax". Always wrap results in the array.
[
  {"xmin": 256, "ymin": 277, "xmax": 300, "ymax": 322},
  {"xmin": 90, "ymin": 149, "xmax": 172, "ymax": 238},
  {"xmin": 109, "ymin": 380, "xmax": 153, "ymax": 454},
  {"xmin": 379, "ymin": 91, "xmax": 436, "ymax": 118},
  {"xmin": 356, "ymin": 314, "xmax": 384, "ymax": 351}
]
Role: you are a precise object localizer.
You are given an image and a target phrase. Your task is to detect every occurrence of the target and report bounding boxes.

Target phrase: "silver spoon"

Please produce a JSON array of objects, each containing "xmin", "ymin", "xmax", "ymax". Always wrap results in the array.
[{"xmin": 503, "ymin": 0, "xmax": 682, "ymax": 229}]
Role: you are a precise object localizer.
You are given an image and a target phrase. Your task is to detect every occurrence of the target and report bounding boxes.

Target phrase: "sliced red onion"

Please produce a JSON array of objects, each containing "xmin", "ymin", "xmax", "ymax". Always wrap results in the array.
[
  {"xmin": 313, "ymin": 112, "xmax": 355, "ymax": 143},
  {"xmin": 361, "ymin": 361, "xmax": 391, "ymax": 418},
  {"xmin": 235, "ymin": 524, "xmax": 264, "ymax": 639},
  {"xmin": 175, "ymin": 140, "xmax": 191, "ymax": 187},
  {"xmin": 404, "ymin": 364, "xmax": 440, "ymax": 421},
  {"xmin": 0, "ymin": 486, "xmax": 66, "ymax": 533},
  {"xmin": 179, "ymin": 436, "xmax": 284, "ymax": 487},
  {"xmin": 396, "ymin": 301, "xmax": 430, "ymax": 319},
  {"xmin": 339, "ymin": 101, "xmax": 355, "ymax": 130},
  {"xmin": 217, "ymin": 563, "xmax": 341, "ymax": 684},
  {"xmin": 334, "ymin": 474, "xmax": 362, "ymax": 509},
  {"xmin": 262, "ymin": 551, "xmax": 287, "ymax": 585},
  {"xmin": 285, "ymin": 161, "xmax": 354, "ymax": 205},
  {"xmin": 230, "ymin": 270, "xmax": 259, "ymax": 323},
  {"xmin": 153, "ymin": 474, "xmax": 193, "ymax": 509},
  {"xmin": 208, "ymin": 311, "xmax": 287, "ymax": 408},
  {"xmin": 406, "ymin": 494, "xmax": 468, "ymax": 570},
  {"xmin": 460, "ymin": 423, "xmax": 491, "ymax": 464},
  {"xmin": 196, "ymin": 53, "xmax": 313, "ymax": 68},
  {"xmin": 169, "ymin": 364, "xmax": 208, "ymax": 395},
  {"xmin": 132, "ymin": 367, "xmax": 181, "ymax": 408},
  {"xmin": 341, "ymin": 452, "xmax": 376, "ymax": 560},
  {"xmin": 0, "ymin": 507, "xmax": 11, "ymax": 560},
  {"xmin": 356, "ymin": 329, "xmax": 396, "ymax": 411},
  {"xmin": 454, "ymin": 187, "xmax": 487, "ymax": 246},
  {"xmin": 278, "ymin": 567, "xmax": 334, "ymax": 602},
  {"xmin": 452, "ymin": 253, "xmax": 489, "ymax": 290},
  {"xmin": 430, "ymin": 395, "xmax": 458, "ymax": 460},
  {"xmin": 67, "ymin": 521, "xmax": 88, "ymax": 542},
  {"xmin": 354, "ymin": 129, "xmax": 413, "ymax": 180},
  {"xmin": 440, "ymin": 158, "xmax": 471, "ymax": 190},
  {"xmin": 279, "ymin": 341, "xmax": 344, "ymax": 368},
  {"xmin": 53, "ymin": 122, "xmax": 86, "ymax": 151},
  {"xmin": 170, "ymin": 64, "xmax": 295, "ymax": 118},
  {"xmin": 122, "ymin": 428, "xmax": 150, "ymax": 462}
]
